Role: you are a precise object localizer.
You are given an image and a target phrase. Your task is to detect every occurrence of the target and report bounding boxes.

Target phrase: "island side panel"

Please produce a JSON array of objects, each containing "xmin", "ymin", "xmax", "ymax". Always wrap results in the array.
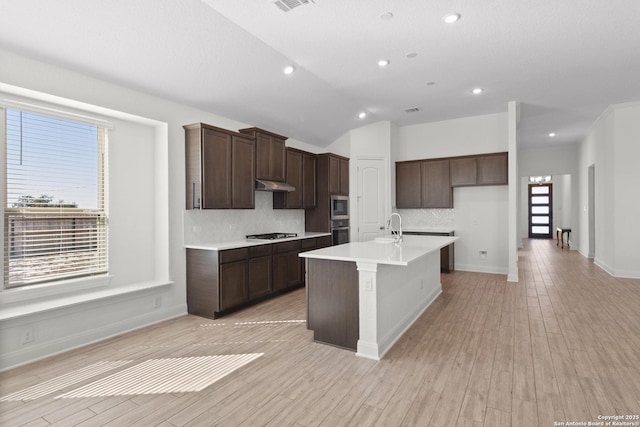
[{"xmin": 307, "ymin": 258, "xmax": 359, "ymax": 351}]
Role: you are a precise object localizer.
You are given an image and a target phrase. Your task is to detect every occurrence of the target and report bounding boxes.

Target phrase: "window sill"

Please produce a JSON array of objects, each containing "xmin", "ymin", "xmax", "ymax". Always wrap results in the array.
[{"xmin": 0, "ymin": 280, "xmax": 174, "ymax": 322}]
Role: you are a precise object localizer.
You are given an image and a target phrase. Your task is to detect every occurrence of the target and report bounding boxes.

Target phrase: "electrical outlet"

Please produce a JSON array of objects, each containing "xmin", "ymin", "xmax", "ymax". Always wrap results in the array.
[
  {"xmin": 480, "ymin": 250, "xmax": 488, "ymax": 259},
  {"xmin": 192, "ymin": 226, "xmax": 202, "ymax": 233},
  {"xmin": 154, "ymin": 296, "xmax": 162, "ymax": 309},
  {"xmin": 21, "ymin": 326, "xmax": 34, "ymax": 345}
]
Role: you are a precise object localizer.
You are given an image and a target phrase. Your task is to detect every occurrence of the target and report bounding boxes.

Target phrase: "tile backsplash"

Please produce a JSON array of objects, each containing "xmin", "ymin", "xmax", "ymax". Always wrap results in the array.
[
  {"xmin": 184, "ymin": 192, "xmax": 305, "ymax": 244},
  {"xmin": 395, "ymin": 208, "xmax": 455, "ymax": 229}
]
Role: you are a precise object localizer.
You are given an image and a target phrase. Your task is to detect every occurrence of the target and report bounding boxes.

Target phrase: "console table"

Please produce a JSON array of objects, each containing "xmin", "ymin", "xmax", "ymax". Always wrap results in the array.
[{"xmin": 556, "ymin": 227, "xmax": 571, "ymax": 249}]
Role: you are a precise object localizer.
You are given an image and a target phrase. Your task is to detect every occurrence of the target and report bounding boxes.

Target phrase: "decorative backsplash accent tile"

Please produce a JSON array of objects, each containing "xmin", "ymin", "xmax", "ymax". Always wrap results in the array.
[
  {"xmin": 184, "ymin": 192, "xmax": 305, "ymax": 244},
  {"xmin": 395, "ymin": 208, "xmax": 455, "ymax": 229}
]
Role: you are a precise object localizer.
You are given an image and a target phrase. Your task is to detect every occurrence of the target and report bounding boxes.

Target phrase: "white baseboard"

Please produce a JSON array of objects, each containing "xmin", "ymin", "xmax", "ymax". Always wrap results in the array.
[
  {"xmin": 455, "ymin": 264, "xmax": 509, "ymax": 275},
  {"xmin": 0, "ymin": 304, "xmax": 187, "ymax": 372}
]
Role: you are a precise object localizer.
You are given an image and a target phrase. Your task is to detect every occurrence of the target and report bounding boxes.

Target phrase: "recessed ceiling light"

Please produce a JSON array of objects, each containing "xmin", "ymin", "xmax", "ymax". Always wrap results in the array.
[
  {"xmin": 377, "ymin": 59, "xmax": 390, "ymax": 67},
  {"xmin": 471, "ymin": 87, "xmax": 483, "ymax": 95},
  {"xmin": 379, "ymin": 11, "xmax": 394, "ymax": 20},
  {"xmin": 406, "ymin": 52, "xmax": 418, "ymax": 59},
  {"xmin": 358, "ymin": 112, "xmax": 367, "ymax": 119},
  {"xmin": 283, "ymin": 65, "xmax": 295, "ymax": 75},
  {"xmin": 443, "ymin": 13, "xmax": 461, "ymax": 24},
  {"xmin": 549, "ymin": 132, "xmax": 556, "ymax": 137}
]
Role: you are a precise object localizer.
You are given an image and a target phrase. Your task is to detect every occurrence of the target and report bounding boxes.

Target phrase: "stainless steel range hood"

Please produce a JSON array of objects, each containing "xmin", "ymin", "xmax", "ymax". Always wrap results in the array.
[{"xmin": 255, "ymin": 179, "xmax": 295, "ymax": 192}]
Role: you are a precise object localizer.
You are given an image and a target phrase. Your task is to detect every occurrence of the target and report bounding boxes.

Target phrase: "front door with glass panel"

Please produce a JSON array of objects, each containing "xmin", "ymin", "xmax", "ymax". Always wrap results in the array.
[{"xmin": 528, "ymin": 183, "xmax": 552, "ymax": 238}]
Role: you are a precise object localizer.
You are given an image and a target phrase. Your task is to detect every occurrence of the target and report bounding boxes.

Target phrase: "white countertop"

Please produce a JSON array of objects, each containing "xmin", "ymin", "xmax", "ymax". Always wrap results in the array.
[
  {"xmin": 299, "ymin": 235, "xmax": 458, "ymax": 266},
  {"xmin": 403, "ymin": 227, "xmax": 455, "ymax": 234},
  {"xmin": 185, "ymin": 232, "xmax": 331, "ymax": 251}
]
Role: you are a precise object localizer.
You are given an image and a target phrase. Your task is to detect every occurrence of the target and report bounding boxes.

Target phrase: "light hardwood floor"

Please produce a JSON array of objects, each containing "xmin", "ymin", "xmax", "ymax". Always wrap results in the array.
[{"xmin": 2, "ymin": 239, "xmax": 640, "ymax": 426}]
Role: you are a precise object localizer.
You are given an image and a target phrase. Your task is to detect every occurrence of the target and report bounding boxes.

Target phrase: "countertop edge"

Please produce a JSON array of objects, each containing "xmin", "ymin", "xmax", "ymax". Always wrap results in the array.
[{"xmin": 185, "ymin": 232, "xmax": 331, "ymax": 251}]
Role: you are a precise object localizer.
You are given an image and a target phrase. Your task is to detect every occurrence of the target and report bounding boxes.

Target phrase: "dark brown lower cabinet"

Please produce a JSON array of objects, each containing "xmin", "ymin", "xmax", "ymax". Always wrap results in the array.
[
  {"xmin": 186, "ymin": 236, "xmax": 329, "ymax": 319},
  {"xmin": 248, "ymin": 256, "xmax": 272, "ymax": 299},
  {"xmin": 220, "ymin": 260, "xmax": 248, "ymax": 311},
  {"xmin": 273, "ymin": 240, "xmax": 302, "ymax": 291}
]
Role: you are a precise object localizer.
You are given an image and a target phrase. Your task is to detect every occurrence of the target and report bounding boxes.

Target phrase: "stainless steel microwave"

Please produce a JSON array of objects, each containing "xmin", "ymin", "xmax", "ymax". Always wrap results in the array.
[{"xmin": 330, "ymin": 195, "xmax": 349, "ymax": 220}]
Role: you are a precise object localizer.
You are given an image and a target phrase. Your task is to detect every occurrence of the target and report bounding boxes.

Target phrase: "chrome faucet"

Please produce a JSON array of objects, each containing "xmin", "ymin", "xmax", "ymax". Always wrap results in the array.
[{"xmin": 385, "ymin": 213, "xmax": 403, "ymax": 243}]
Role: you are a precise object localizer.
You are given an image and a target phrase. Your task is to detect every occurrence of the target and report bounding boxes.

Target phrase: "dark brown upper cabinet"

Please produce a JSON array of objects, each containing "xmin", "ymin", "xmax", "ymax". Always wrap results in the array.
[
  {"xmin": 477, "ymin": 152, "xmax": 508, "ymax": 185},
  {"xmin": 395, "ymin": 159, "xmax": 452, "ymax": 208},
  {"xmin": 184, "ymin": 123, "xmax": 255, "ymax": 209},
  {"xmin": 273, "ymin": 148, "xmax": 317, "ymax": 209},
  {"xmin": 326, "ymin": 154, "xmax": 349, "ymax": 195},
  {"xmin": 450, "ymin": 152, "xmax": 508, "ymax": 187},
  {"xmin": 239, "ymin": 127, "xmax": 286, "ymax": 182},
  {"xmin": 421, "ymin": 159, "xmax": 453, "ymax": 208},
  {"xmin": 395, "ymin": 161, "xmax": 422, "ymax": 208},
  {"xmin": 450, "ymin": 157, "xmax": 478, "ymax": 187}
]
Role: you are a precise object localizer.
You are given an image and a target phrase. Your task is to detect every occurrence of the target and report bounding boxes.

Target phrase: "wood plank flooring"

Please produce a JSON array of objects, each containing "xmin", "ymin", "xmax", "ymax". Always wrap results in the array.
[{"xmin": 2, "ymin": 238, "xmax": 640, "ymax": 426}]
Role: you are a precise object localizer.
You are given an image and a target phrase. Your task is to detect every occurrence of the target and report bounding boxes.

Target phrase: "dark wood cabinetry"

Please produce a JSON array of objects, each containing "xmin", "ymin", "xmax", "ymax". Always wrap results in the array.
[
  {"xmin": 273, "ymin": 240, "xmax": 302, "ymax": 291},
  {"xmin": 186, "ymin": 235, "xmax": 329, "ymax": 319},
  {"xmin": 396, "ymin": 152, "xmax": 507, "ymax": 208},
  {"xmin": 421, "ymin": 159, "xmax": 452, "ymax": 208},
  {"xmin": 395, "ymin": 161, "xmax": 422, "ymax": 208},
  {"xmin": 239, "ymin": 127, "xmax": 286, "ymax": 182},
  {"xmin": 477, "ymin": 153, "xmax": 508, "ymax": 185},
  {"xmin": 273, "ymin": 149, "xmax": 317, "ymax": 209},
  {"xmin": 450, "ymin": 152, "xmax": 508, "ymax": 187},
  {"xmin": 395, "ymin": 159, "xmax": 452, "ymax": 208},
  {"xmin": 306, "ymin": 153, "xmax": 349, "ymax": 233},
  {"xmin": 302, "ymin": 152, "xmax": 317, "ymax": 208},
  {"xmin": 328, "ymin": 155, "xmax": 349, "ymax": 195},
  {"xmin": 184, "ymin": 123, "xmax": 255, "ymax": 209},
  {"xmin": 450, "ymin": 157, "xmax": 478, "ymax": 187},
  {"xmin": 404, "ymin": 231, "xmax": 455, "ymax": 273}
]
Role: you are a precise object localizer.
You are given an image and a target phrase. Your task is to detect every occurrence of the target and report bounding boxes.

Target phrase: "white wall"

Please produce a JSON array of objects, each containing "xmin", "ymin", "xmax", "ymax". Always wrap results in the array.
[
  {"xmin": 577, "ymin": 102, "xmax": 640, "ymax": 278},
  {"xmin": 393, "ymin": 113, "xmax": 510, "ymax": 274}
]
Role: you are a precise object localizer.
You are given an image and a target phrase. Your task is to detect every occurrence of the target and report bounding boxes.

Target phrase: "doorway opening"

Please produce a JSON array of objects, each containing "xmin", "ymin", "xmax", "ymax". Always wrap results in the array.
[{"xmin": 528, "ymin": 183, "xmax": 552, "ymax": 238}]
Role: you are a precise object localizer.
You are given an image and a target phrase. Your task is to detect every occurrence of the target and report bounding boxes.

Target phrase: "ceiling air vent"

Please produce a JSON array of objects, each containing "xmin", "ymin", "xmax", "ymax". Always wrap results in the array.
[
  {"xmin": 404, "ymin": 107, "xmax": 420, "ymax": 113},
  {"xmin": 273, "ymin": 0, "xmax": 315, "ymax": 13}
]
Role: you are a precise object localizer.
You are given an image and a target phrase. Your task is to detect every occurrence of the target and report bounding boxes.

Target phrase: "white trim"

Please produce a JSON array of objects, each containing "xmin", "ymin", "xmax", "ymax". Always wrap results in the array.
[
  {"xmin": 0, "ymin": 303, "xmax": 185, "ymax": 372},
  {"xmin": 0, "ymin": 280, "xmax": 173, "ymax": 321},
  {"xmin": 0, "ymin": 97, "xmax": 114, "ymax": 129}
]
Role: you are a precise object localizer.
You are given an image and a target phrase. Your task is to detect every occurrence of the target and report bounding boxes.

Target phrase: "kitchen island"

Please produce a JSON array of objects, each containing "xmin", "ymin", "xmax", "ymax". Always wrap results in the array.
[{"xmin": 300, "ymin": 235, "xmax": 458, "ymax": 360}]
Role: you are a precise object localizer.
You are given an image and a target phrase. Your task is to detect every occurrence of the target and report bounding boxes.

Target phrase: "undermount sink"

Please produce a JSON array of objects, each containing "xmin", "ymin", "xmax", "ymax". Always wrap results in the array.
[{"xmin": 375, "ymin": 236, "xmax": 397, "ymax": 243}]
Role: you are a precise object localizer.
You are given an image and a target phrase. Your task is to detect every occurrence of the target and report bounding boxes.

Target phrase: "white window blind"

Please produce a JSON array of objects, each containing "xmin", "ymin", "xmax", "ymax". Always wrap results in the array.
[{"xmin": 4, "ymin": 108, "xmax": 108, "ymax": 288}]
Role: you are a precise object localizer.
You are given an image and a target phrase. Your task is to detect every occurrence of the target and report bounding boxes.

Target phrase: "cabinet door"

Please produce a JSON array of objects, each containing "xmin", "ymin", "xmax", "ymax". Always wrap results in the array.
[
  {"xmin": 202, "ymin": 129, "xmax": 232, "ymax": 209},
  {"xmin": 219, "ymin": 260, "xmax": 248, "ymax": 311},
  {"xmin": 286, "ymin": 149, "xmax": 303, "ymax": 208},
  {"xmin": 302, "ymin": 152, "xmax": 317, "ymax": 208},
  {"xmin": 340, "ymin": 159, "xmax": 349, "ymax": 195},
  {"xmin": 255, "ymin": 133, "xmax": 271, "ymax": 181},
  {"xmin": 477, "ymin": 153, "xmax": 508, "ymax": 185},
  {"xmin": 396, "ymin": 161, "xmax": 422, "ymax": 208},
  {"xmin": 271, "ymin": 137, "xmax": 286, "ymax": 182},
  {"xmin": 249, "ymin": 255, "xmax": 272, "ymax": 299},
  {"xmin": 421, "ymin": 159, "xmax": 452, "ymax": 208},
  {"xmin": 273, "ymin": 252, "xmax": 288, "ymax": 291},
  {"xmin": 450, "ymin": 157, "xmax": 477, "ymax": 187},
  {"xmin": 231, "ymin": 135, "xmax": 255, "ymax": 208},
  {"xmin": 328, "ymin": 155, "xmax": 340, "ymax": 194}
]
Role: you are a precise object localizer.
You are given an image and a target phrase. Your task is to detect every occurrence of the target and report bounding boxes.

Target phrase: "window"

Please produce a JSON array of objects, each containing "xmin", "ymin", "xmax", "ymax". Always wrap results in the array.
[{"xmin": 3, "ymin": 108, "xmax": 108, "ymax": 288}]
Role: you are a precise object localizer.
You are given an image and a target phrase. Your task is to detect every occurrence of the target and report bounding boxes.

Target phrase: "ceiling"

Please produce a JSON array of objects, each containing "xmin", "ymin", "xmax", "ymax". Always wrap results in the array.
[{"xmin": 1, "ymin": 0, "xmax": 639, "ymax": 148}]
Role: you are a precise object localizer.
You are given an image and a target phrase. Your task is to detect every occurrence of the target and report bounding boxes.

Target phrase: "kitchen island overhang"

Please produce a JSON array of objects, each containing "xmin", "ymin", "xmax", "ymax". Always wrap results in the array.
[{"xmin": 300, "ymin": 235, "xmax": 459, "ymax": 360}]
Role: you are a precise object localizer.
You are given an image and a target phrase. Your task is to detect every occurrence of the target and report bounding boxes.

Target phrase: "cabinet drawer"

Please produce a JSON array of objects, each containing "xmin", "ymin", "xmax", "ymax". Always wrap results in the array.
[
  {"xmin": 249, "ymin": 244, "xmax": 272, "ymax": 258},
  {"xmin": 316, "ymin": 235, "xmax": 332, "ymax": 248},
  {"xmin": 273, "ymin": 240, "xmax": 301, "ymax": 254},
  {"xmin": 301, "ymin": 238, "xmax": 317, "ymax": 250},
  {"xmin": 220, "ymin": 248, "xmax": 248, "ymax": 263}
]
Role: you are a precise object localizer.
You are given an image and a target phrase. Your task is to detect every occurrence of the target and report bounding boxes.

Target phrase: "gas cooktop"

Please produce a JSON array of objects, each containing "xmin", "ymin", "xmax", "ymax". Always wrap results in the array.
[{"xmin": 246, "ymin": 232, "xmax": 298, "ymax": 240}]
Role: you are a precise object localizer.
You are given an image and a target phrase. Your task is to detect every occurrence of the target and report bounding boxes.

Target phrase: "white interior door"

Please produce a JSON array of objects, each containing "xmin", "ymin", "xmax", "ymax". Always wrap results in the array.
[{"xmin": 357, "ymin": 158, "xmax": 386, "ymax": 242}]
